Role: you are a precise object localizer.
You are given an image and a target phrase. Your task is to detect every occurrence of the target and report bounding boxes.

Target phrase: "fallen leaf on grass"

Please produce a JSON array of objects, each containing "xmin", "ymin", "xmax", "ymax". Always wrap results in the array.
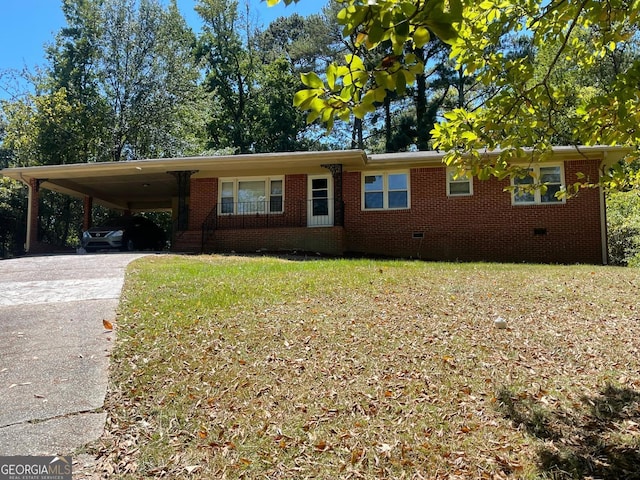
[
  {"xmin": 315, "ymin": 440, "xmax": 330, "ymax": 452},
  {"xmin": 351, "ymin": 448, "xmax": 365, "ymax": 464},
  {"xmin": 377, "ymin": 443, "xmax": 394, "ymax": 455}
]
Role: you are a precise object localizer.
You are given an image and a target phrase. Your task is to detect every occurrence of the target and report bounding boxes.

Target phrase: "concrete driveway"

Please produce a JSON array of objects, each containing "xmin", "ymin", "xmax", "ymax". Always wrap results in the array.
[{"xmin": 0, "ymin": 253, "xmax": 147, "ymax": 456}]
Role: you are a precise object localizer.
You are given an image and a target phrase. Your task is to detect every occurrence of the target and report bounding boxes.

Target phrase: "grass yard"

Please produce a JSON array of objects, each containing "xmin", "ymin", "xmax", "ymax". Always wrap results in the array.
[{"xmin": 90, "ymin": 255, "xmax": 640, "ymax": 479}]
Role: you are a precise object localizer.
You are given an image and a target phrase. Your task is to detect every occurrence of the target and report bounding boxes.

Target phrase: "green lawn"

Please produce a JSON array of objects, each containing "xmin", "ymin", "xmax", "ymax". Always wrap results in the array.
[{"xmin": 90, "ymin": 255, "xmax": 640, "ymax": 479}]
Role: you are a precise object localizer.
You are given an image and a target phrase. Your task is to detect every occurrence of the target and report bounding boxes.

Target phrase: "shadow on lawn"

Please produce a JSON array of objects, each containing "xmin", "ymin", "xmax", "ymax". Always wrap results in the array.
[{"xmin": 497, "ymin": 384, "xmax": 640, "ymax": 479}]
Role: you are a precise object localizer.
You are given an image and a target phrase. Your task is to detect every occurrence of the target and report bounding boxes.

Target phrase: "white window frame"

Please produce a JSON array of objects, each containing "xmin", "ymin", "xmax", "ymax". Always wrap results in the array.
[
  {"xmin": 362, "ymin": 171, "xmax": 410, "ymax": 210},
  {"xmin": 511, "ymin": 164, "xmax": 565, "ymax": 206},
  {"xmin": 218, "ymin": 176, "xmax": 285, "ymax": 215},
  {"xmin": 446, "ymin": 168, "xmax": 473, "ymax": 197}
]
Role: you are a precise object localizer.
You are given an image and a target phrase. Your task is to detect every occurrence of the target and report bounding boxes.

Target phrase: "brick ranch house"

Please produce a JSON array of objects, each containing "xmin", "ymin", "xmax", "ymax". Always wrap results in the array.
[{"xmin": 0, "ymin": 146, "xmax": 627, "ymax": 264}]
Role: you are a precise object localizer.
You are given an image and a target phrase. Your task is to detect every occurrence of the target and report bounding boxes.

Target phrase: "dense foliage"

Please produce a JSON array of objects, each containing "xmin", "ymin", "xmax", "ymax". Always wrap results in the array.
[{"xmin": 607, "ymin": 191, "xmax": 640, "ymax": 266}]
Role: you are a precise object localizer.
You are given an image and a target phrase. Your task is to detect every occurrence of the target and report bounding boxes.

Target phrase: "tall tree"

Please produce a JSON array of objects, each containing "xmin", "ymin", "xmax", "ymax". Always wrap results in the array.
[
  {"xmin": 280, "ymin": 0, "xmax": 640, "ymax": 189},
  {"xmin": 1, "ymin": 0, "xmax": 203, "ymax": 249},
  {"xmin": 197, "ymin": 0, "xmax": 256, "ymax": 153},
  {"xmin": 98, "ymin": 0, "xmax": 200, "ymax": 161},
  {"xmin": 46, "ymin": 0, "xmax": 108, "ymax": 163},
  {"xmin": 253, "ymin": 58, "xmax": 310, "ymax": 152}
]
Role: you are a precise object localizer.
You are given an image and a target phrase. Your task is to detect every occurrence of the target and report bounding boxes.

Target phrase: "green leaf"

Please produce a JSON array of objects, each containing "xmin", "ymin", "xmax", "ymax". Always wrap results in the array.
[
  {"xmin": 353, "ymin": 102, "xmax": 375, "ymax": 119},
  {"xmin": 413, "ymin": 27, "xmax": 431, "ymax": 48},
  {"xmin": 374, "ymin": 71, "xmax": 396, "ymax": 91},
  {"xmin": 300, "ymin": 72, "xmax": 324, "ymax": 89},
  {"xmin": 340, "ymin": 86, "xmax": 353, "ymax": 102},
  {"xmin": 338, "ymin": 107, "xmax": 351, "ymax": 122},
  {"xmin": 345, "ymin": 54, "xmax": 365, "ymax": 71},
  {"xmin": 367, "ymin": 23, "xmax": 386, "ymax": 46},
  {"xmin": 402, "ymin": 69, "xmax": 415, "ymax": 85},
  {"xmin": 293, "ymin": 89, "xmax": 318, "ymax": 109},
  {"xmin": 306, "ymin": 109, "xmax": 321, "ymax": 124},
  {"xmin": 400, "ymin": 2, "xmax": 417, "ymax": 17},
  {"xmin": 326, "ymin": 64, "xmax": 337, "ymax": 91},
  {"xmin": 449, "ymin": 0, "xmax": 463, "ymax": 20},
  {"xmin": 373, "ymin": 87, "xmax": 387, "ymax": 103},
  {"xmin": 426, "ymin": 18, "xmax": 458, "ymax": 45},
  {"xmin": 461, "ymin": 131, "xmax": 478, "ymax": 141},
  {"xmin": 394, "ymin": 19, "xmax": 410, "ymax": 39}
]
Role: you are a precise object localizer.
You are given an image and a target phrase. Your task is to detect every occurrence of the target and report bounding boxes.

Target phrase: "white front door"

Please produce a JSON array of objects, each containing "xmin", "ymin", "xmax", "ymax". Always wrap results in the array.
[{"xmin": 308, "ymin": 175, "xmax": 333, "ymax": 227}]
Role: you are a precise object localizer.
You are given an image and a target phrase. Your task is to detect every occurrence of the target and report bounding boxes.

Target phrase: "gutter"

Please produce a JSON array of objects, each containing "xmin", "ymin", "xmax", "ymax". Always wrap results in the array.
[{"xmin": 600, "ymin": 179, "xmax": 608, "ymax": 265}]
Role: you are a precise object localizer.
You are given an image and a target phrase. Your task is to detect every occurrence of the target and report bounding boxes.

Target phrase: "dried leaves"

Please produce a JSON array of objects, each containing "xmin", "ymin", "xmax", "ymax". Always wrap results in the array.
[{"xmin": 93, "ymin": 256, "xmax": 640, "ymax": 478}]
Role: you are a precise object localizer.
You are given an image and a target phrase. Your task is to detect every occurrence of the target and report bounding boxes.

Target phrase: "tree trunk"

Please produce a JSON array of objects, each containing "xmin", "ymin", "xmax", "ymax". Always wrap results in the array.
[
  {"xmin": 384, "ymin": 95, "xmax": 392, "ymax": 152},
  {"xmin": 351, "ymin": 117, "xmax": 363, "ymax": 149},
  {"xmin": 457, "ymin": 69, "xmax": 465, "ymax": 108},
  {"xmin": 414, "ymin": 47, "xmax": 428, "ymax": 151}
]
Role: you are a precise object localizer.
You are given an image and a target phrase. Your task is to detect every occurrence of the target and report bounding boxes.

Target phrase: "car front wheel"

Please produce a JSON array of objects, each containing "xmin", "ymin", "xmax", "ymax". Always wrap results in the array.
[{"xmin": 121, "ymin": 238, "xmax": 136, "ymax": 252}]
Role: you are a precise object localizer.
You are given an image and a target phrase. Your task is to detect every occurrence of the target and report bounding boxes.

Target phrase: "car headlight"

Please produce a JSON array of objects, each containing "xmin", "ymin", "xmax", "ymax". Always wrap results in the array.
[
  {"xmin": 106, "ymin": 229, "xmax": 124, "ymax": 238},
  {"xmin": 82, "ymin": 231, "xmax": 91, "ymax": 239}
]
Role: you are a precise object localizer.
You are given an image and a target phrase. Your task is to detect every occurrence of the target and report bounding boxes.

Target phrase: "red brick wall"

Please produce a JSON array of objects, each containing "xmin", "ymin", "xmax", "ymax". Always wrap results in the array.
[
  {"xmin": 189, "ymin": 178, "xmax": 217, "ymax": 229},
  {"xmin": 343, "ymin": 159, "xmax": 604, "ymax": 264},
  {"xmin": 212, "ymin": 227, "xmax": 344, "ymax": 255},
  {"xmin": 181, "ymin": 160, "xmax": 604, "ymax": 264},
  {"xmin": 189, "ymin": 175, "xmax": 309, "ymax": 231},
  {"xmin": 173, "ymin": 227, "xmax": 345, "ymax": 255}
]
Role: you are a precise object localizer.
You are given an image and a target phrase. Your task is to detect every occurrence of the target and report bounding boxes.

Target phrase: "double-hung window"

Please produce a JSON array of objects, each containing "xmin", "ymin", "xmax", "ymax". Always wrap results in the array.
[
  {"xmin": 219, "ymin": 177, "xmax": 284, "ymax": 214},
  {"xmin": 512, "ymin": 164, "xmax": 564, "ymax": 205},
  {"xmin": 447, "ymin": 168, "xmax": 473, "ymax": 196},
  {"xmin": 363, "ymin": 172, "xmax": 409, "ymax": 210}
]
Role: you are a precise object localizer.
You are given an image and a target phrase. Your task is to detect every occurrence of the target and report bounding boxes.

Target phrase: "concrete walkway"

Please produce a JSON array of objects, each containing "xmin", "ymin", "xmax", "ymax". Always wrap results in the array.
[{"xmin": 0, "ymin": 253, "xmax": 147, "ymax": 456}]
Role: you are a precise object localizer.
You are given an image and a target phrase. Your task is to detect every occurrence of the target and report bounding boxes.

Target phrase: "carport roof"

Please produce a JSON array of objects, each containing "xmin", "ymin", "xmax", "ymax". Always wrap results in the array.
[{"xmin": 0, "ymin": 150, "xmax": 368, "ymax": 211}]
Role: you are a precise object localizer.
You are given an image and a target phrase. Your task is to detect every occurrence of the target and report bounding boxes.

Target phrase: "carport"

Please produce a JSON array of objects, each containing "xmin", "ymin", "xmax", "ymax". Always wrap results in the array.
[{"xmin": 1, "ymin": 158, "xmax": 195, "ymax": 253}]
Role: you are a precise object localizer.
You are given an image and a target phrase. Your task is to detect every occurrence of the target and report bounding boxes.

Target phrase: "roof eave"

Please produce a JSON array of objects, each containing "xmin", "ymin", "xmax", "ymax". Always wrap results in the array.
[{"xmin": 0, "ymin": 150, "xmax": 369, "ymax": 182}]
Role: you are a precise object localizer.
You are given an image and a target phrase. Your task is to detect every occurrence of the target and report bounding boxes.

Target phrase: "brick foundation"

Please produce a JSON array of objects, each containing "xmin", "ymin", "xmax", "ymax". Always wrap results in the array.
[{"xmin": 174, "ymin": 227, "xmax": 344, "ymax": 256}]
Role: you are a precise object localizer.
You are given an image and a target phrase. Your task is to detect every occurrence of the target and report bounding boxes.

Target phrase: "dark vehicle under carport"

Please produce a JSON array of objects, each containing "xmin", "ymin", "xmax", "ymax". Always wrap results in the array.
[{"xmin": 81, "ymin": 216, "xmax": 165, "ymax": 252}]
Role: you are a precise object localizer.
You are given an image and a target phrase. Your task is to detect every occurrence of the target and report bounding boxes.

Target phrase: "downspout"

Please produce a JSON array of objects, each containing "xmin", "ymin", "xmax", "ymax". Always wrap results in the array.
[
  {"xmin": 599, "ymin": 156, "xmax": 609, "ymax": 265},
  {"xmin": 600, "ymin": 181, "xmax": 608, "ymax": 265}
]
